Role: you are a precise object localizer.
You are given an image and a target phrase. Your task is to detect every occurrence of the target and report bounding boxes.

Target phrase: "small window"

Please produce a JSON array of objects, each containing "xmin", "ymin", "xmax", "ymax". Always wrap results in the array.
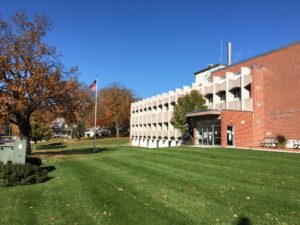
[
  {"xmin": 220, "ymin": 91, "xmax": 226, "ymax": 101},
  {"xmin": 233, "ymin": 88, "xmax": 241, "ymax": 99},
  {"xmin": 245, "ymin": 84, "xmax": 252, "ymax": 98},
  {"xmin": 207, "ymin": 94, "xmax": 213, "ymax": 103},
  {"xmin": 164, "ymin": 104, "xmax": 169, "ymax": 111}
]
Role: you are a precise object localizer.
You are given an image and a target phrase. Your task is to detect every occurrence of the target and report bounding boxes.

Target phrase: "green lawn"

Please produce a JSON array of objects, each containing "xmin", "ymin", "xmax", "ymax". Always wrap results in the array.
[{"xmin": 0, "ymin": 138, "xmax": 299, "ymax": 225}]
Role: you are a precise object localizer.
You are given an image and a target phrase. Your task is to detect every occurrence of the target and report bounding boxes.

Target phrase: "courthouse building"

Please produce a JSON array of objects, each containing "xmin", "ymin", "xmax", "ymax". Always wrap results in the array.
[{"xmin": 130, "ymin": 42, "xmax": 300, "ymax": 148}]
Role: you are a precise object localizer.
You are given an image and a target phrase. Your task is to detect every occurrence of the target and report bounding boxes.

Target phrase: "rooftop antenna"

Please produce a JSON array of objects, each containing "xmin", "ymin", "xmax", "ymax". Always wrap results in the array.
[
  {"xmin": 227, "ymin": 42, "xmax": 232, "ymax": 66},
  {"xmin": 220, "ymin": 38, "xmax": 223, "ymax": 64}
]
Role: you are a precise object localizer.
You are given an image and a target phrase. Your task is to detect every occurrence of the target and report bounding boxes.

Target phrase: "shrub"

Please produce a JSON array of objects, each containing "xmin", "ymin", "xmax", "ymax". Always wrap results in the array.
[
  {"xmin": 0, "ymin": 164, "xmax": 49, "ymax": 187},
  {"xmin": 182, "ymin": 132, "xmax": 193, "ymax": 145},
  {"xmin": 26, "ymin": 156, "xmax": 42, "ymax": 166},
  {"xmin": 276, "ymin": 134, "xmax": 287, "ymax": 148}
]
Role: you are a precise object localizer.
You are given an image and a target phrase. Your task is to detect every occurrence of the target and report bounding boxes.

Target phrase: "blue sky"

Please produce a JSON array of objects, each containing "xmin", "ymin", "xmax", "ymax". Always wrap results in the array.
[{"xmin": 1, "ymin": 0, "xmax": 300, "ymax": 98}]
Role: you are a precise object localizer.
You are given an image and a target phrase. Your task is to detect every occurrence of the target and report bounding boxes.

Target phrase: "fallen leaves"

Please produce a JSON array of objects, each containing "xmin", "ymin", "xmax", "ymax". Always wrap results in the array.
[{"xmin": 117, "ymin": 187, "xmax": 123, "ymax": 192}]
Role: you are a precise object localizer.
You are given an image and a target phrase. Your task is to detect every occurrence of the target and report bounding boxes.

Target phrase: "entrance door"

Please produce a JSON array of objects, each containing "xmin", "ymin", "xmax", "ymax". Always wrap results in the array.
[
  {"xmin": 227, "ymin": 126, "xmax": 234, "ymax": 146},
  {"xmin": 195, "ymin": 119, "xmax": 221, "ymax": 146},
  {"xmin": 203, "ymin": 128, "xmax": 208, "ymax": 145}
]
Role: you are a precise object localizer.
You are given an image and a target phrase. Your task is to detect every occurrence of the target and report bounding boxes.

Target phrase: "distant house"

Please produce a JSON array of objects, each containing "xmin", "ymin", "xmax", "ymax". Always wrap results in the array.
[
  {"xmin": 84, "ymin": 128, "xmax": 97, "ymax": 138},
  {"xmin": 52, "ymin": 118, "xmax": 72, "ymax": 138}
]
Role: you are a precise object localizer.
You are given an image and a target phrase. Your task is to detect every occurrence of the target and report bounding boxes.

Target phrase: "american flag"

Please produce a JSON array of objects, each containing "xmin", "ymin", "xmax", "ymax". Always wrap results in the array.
[{"xmin": 89, "ymin": 80, "xmax": 96, "ymax": 92}]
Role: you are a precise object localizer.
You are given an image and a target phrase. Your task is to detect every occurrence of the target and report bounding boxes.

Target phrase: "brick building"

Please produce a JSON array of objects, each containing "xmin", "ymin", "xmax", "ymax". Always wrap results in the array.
[{"xmin": 130, "ymin": 41, "xmax": 300, "ymax": 148}]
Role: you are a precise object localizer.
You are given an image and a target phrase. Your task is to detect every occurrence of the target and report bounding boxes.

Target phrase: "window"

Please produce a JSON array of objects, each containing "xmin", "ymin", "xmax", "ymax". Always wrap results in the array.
[
  {"xmin": 164, "ymin": 103, "xmax": 169, "ymax": 111},
  {"xmin": 207, "ymin": 94, "xmax": 213, "ymax": 103},
  {"xmin": 245, "ymin": 84, "xmax": 252, "ymax": 98},
  {"xmin": 220, "ymin": 91, "xmax": 226, "ymax": 101},
  {"xmin": 233, "ymin": 88, "xmax": 241, "ymax": 99}
]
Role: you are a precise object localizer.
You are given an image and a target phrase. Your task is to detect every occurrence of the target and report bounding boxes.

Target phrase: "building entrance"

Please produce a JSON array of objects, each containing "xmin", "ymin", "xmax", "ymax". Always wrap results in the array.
[{"xmin": 195, "ymin": 118, "xmax": 221, "ymax": 146}]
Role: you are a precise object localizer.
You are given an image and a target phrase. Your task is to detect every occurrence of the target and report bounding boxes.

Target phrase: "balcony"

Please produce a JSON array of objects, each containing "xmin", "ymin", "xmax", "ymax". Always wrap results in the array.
[
  {"xmin": 158, "ymin": 99, "xmax": 163, "ymax": 105},
  {"xmin": 150, "ymin": 131, "xmax": 156, "ymax": 138},
  {"xmin": 215, "ymin": 81, "xmax": 226, "ymax": 93},
  {"xmin": 145, "ymin": 130, "xmax": 151, "ymax": 138},
  {"xmin": 162, "ymin": 112, "xmax": 169, "ymax": 122},
  {"xmin": 162, "ymin": 131, "xmax": 168, "ymax": 138},
  {"xmin": 175, "ymin": 131, "xmax": 182, "ymax": 139},
  {"xmin": 228, "ymin": 100, "xmax": 241, "ymax": 110},
  {"xmin": 228, "ymin": 77, "xmax": 241, "ymax": 90},
  {"xmin": 151, "ymin": 114, "xmax": 156, "ymax": 122},
  {"xmin": 157, "ymin": 113, "xmax": 162, "ymax": 123},
  {"xmin": 156, "ymin": 130, "xmax": 163, "ymax": 138},
  {"xmin": 206, "ymin": 103, "xmax": 213, "ymax": 109},
  {"xmin": 169, "ymin": 130, "xmax": 175, "ymax": 138},
  {"xmin": 203, "ymin": 84, "xmax": 213, "ymax": 95},
  {"xmin": 142, "ymin": 115, "xmax": 147, "ymax": 123},
  {"xmin": 169, "ymin": 95, "xmax": 176, "ymax": 104},
  {"xmin": 214, "ymin": 102, "xmax": 226, "ymax": 110}
]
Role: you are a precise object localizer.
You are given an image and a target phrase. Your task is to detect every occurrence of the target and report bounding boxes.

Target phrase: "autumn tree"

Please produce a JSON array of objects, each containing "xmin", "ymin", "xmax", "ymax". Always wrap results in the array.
[
  {"xmin": 171, "ymin": 90, "xmax": 207, "ymax": 135},
  {"xmin": 0, "ymin": 12, "xmax": 90, "ymax": 154},
  {"xmin": 94, "ymin": 83, "xmax": 135, "ymax": 137},
  {"xmin": 72, "ymin": 82, "xmax": 94, "ymax": 138}
]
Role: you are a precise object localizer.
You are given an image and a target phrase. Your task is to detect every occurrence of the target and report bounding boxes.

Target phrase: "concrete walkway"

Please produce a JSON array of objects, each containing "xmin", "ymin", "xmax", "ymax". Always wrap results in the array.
[{"xmin": 191, "ymin": 145, "xmax": 300, "ymax": 154}]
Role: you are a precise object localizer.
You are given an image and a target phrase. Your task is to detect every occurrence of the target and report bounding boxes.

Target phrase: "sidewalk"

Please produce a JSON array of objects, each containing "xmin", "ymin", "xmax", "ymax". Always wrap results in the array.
[
  {"xmin": 191, "ymin": 145, "xmax": 300, "ymax": 153},
  {"xmin": 236, "ymin": 147, "xmax": 300, "ymax": 154}
]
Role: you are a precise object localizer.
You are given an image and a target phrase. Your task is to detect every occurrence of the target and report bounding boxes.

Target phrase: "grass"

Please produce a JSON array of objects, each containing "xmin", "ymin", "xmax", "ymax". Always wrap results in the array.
[{"xmin": 0, "ymin": 137, "xmax": 299, "ymax": 225}]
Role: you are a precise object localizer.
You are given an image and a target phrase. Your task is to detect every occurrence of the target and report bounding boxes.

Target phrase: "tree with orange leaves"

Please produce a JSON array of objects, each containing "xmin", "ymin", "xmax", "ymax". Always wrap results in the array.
[
  {"xmin": 95, "ymin": 83, "xmax": 136, "ymax": 137},
  {"xmin": 0, "ymin": 12, "xmax": 90, "ymax": 154}
]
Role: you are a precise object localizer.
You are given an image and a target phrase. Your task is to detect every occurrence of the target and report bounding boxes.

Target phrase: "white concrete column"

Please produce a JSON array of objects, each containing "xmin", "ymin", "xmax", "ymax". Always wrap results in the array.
[
  {"xmin": 225, "ymin": 72, "xmax": 234, "ymax": 109},
  {"xmin": 240, "ymin": 74, "xmax": 245, "ymax": 110},
  {"xmin": 213, "ymin": 76, "xmax": 221, "ymax": 109},
  {"xmin": 240, "ymin": 67, "xmax": 251, "ymax": 111},
  {"xmin": 170, "ymin": 140, "xmax": 177, "ymax": 147},
  {"xmin": 147, "ymin": 139, "xmax": 157, "ymax": 148},
  {"xmin": 158, "ymin": 139, "xmax": 169, "ymax": 147}
]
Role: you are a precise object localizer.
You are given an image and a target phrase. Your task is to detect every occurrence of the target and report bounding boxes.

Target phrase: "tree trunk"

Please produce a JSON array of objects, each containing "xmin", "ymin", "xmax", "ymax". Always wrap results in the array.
[
  {"xmin": 115, "ymin": 123, "xmax": 120, "ymax": 138},
  {"xmin": 34, "ymin": 140, "xmax": 37, "ymax": 151},
  {"xmin": 19, "ymin": 121, "xmax": 32, "ymax": 155},
  {"xmin": 25, "ymin": 135, "xmax": 32, "ymax": 155}
]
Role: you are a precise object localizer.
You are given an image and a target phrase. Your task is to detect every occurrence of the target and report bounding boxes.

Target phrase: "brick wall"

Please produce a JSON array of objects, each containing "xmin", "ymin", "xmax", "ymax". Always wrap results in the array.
[
  {"xmin": 215, "ymin": 42, "xmax": 300, "ymax": 145},
  {"xmin": 252, "ymin": 68, "xmax": 265, "ymax": 146},
  {"xmin": 221, "ymin": 110, "xmax": 253, "ymax": 147}
]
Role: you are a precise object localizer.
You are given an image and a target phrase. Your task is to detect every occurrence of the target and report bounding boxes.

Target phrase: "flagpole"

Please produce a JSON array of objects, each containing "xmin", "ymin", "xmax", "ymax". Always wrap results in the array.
[{"xmin": 93, "ymin": 77, "xmax": 98, "ymax": 152}]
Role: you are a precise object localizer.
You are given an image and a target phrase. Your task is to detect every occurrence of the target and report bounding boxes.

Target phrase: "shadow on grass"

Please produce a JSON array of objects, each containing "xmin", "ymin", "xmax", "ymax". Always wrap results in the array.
[
  {"xmin": 37, "ymin": 142, "xmax": 66, "ymax": 150},
  {"xmin": 33, "ymin": 147, "xmax": 115, "ymax": 157},
  {"xmin": 42, "ymin": 165, "xmax": 56, "ymax": 173},
  {"xmin": 236, "ymin": 217, "xmax": 252, "ymax": 225}
]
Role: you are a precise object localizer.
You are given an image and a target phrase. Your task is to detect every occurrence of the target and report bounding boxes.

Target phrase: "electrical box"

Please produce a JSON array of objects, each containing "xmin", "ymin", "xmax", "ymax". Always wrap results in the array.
[{"xmin": 0, "ymin": 139, "xmax": 27, "ymax": 164}]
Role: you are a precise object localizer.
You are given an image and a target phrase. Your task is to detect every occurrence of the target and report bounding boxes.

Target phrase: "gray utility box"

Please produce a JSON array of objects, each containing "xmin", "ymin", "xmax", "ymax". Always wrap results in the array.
[{"xmin": 0, "ymin": 139, "xmax": 27, "ymax": 164}]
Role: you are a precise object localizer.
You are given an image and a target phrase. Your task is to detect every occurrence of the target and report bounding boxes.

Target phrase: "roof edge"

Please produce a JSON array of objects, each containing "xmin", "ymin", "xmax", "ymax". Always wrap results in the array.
[
  {"xmin": 194, "ymin": 40, "xmax": 300, "ymax": 76},
  {"xmin": 211, "ymin": 40, "xmax": 300, "ymax": 75}
]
